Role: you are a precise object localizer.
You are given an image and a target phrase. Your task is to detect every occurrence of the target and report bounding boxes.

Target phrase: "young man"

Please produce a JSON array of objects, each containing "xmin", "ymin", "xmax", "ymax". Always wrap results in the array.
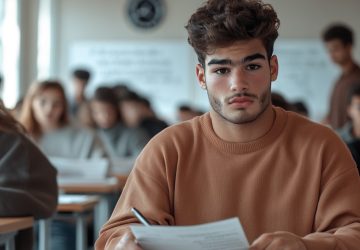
[
  {"xmin": 96, "ymin": 0, "xmax": 360, "ymax": 249},
  {"xmin": 322, "ymin": 24, "xmax": 360, "ymax": 129}
]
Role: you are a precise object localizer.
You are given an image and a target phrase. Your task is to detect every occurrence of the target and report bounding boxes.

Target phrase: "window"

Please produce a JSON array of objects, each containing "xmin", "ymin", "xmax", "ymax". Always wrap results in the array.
[{"xmin": 0, "ymin": 0, "xmax": 20, "ymax": 108}]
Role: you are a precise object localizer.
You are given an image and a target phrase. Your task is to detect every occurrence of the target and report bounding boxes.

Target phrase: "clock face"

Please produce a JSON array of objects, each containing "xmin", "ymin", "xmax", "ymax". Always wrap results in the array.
[{"xmin": 127, "ymin": 0, "xmax": 165, "ymax": 29}]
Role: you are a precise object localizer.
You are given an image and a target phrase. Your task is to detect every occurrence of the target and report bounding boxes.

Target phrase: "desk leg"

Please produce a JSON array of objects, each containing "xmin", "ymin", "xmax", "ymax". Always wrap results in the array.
[
  {"xmin": 38, "ymin": 219, "xmax": 51, "ymax": 250},
  {"xmin": 94, "ymin": 196, "xmax": 110, "ymax": 240},
  {"xmin": 76, "ymin": 214, "xmax": 87, "ymax": 250},
  {"xmin": 4, "ymin": 232, "xmax": 16, "ymax": 250}
]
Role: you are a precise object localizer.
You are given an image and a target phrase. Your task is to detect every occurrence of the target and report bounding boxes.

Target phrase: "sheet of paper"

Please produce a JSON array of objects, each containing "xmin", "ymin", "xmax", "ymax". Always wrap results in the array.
[
  {"xmin": 49, "ymin": 157, "xmax": 109, "ymax": 178},
  {"xmin": 58, "ymin": 194, "xmax": 90, "ymax": 204},
  {"xmin": 130, "ymin": 217, "xmax": 249, "ymax": 250}
]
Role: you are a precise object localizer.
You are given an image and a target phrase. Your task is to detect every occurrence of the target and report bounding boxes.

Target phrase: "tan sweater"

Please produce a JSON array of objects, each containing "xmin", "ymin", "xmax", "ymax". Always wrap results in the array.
[{"xmin": 96, "ymin": 107, "xmax": 360, "ymax": 249}]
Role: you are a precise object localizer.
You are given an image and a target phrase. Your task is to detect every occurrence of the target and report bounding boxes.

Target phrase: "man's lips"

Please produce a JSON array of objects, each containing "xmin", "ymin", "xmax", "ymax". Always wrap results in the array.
[
  {"xmin": 228, "ymin": 94, "xmax": 257, "ymax": 109},
  {"xmin": 228, "ymin": 96, "xmax": 254, "ymax": 104}
]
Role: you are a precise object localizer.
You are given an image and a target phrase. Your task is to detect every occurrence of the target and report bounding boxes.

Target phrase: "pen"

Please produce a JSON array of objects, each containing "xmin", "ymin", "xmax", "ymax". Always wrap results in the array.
[{"xmin": 131, "ymin": 207, "xmax": 151, "ymax": 226}]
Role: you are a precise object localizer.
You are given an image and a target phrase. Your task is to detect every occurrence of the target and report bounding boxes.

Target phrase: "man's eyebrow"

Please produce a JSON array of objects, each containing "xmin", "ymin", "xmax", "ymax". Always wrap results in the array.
[
  {"xmin": 207, "ymin": 59, "xmax": 232, "ymax": 66},
  {"xmin": 207, "ymin": 53, "xmax": 266, "ymax": 66},
  {"xmin": 242, "ymin": 53, "xmax": 266, "ymax": 63}
]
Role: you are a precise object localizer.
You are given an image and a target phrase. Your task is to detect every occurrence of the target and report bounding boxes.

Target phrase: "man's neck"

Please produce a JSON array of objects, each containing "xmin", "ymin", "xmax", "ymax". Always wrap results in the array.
[{"xmin": 210, "ymin": 105, "xmax": 275, "ymax": 143}]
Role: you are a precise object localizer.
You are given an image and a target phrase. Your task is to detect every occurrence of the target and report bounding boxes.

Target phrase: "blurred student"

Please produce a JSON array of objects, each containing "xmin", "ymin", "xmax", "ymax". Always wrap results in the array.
[
  {"xmin": 69, "ymin": 69, "xmax": 90, "ymax": 114},
  {"xmin": 90, "ymin": 87, "xmax": 150, "ymax": 159},
  {"xmin": 292, "ymin": 101, "xmax": 309, "ymax": 117},
  {"xmin": 119, "ymin": 92, "xmax": 168, "ymax": 138},
  {"xmin": 0, "ymin": 101, "xmax": 58, "ymax": 250},
  {"xmin": 338, "ymin": 84, "xmax": 360, "ymax": 143},
  {"xmin": 271, "ymin": 92, "xmax": 292, "ymax": 110},
  {"xmin": 19, "ymin": 81, "xmax": 105, "ymax": 250},
  {"xmin": 177, "ymin": 104, "xmax": 200, "ymax": 122},
  {"xmin": 19, "ymin": 80, "xmax": 104, "ymax": 158},
  {"xmin": 347, "ymin": 140, "xmax": 360, "ymax": 174},
  {"xmin": 322, "ymin": 24, "xmax": 360, "ymax": 129}
]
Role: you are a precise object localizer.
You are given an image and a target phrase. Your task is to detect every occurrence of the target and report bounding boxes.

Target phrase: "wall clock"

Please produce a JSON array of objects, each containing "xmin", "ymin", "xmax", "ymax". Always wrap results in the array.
[{"xmin": 127, "ymin": 0, "xmax": 165, "ymax": 29}]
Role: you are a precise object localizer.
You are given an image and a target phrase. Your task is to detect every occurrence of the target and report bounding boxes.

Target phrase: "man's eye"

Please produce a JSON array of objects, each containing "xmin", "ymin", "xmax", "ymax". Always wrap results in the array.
[
  {"xmin": 215, "ymin": 68, "xmax": 230, "ymax": 75},
  {"xmin": 246, "ymin": 64, "xmax": 261, "ymax": 70}
]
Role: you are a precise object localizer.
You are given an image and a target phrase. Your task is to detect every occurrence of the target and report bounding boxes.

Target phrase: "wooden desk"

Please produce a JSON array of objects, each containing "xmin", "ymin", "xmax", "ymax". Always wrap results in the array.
[
  {"xmin": 55, "ymin": 195, "xmax": 99, "ymax": 250},
  {"xmin": 0, "ymin": 217, "xmax": 33, "ymax": 250},
  {"xmin": 58, "ymin": 177, "xmax": 122, "ymax": 193},
  {"xmin": 58, "ymin": 195, "xmax": 99, "ymax": 212},
  {"xmin": 58, "ymin": 177, "xmax": 122, "ymax": 243}
]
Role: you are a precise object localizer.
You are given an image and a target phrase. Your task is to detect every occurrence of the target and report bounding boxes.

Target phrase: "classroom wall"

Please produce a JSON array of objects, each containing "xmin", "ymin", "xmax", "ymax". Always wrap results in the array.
[
  {"xmin": 18, "ymin": 0, "xmax": 360, "ymax": 117},
  {"xmin": 55, "ymin": 0, "xmax": 204, "ymax": 83},
  {"xmin": 54, "ymin": 0, "xmax": 360, "ymax": 81}
]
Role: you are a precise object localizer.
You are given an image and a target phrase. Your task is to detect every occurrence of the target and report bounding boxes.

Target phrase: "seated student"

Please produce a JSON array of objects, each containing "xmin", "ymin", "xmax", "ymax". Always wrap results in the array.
[
  {"xmin": 338, "ymin": 83, "xmax": 360, "ymax": 143},
  {"xmin": 18, "ymin": 80, "xmax": 105, "ymax": 250},
  {"xmin": 271, "ymin": 92, "xmax": 292, "ymax": 110},
  {"xmin": 90, "ymin": 87, "xmax": 150, "ymax": 159},
  {"xmin": 291, "ymin": 101, "xmax": 309, "ymax": 117},
  {"xmin": 347, "ymin": 139, "xmax": 360, "ymax": 174},
  {"xmin": 69, "ymin": 69, "xmax": 91, "ymax": 117},
  {"xmin": 176, "ymin": 104, "xmax": 199, "ymax": 122},
  {"xmin": 119, "ymin": 92, "xmax": 168, "ymax": 138},
  {"xmin": 0, "ymin": 101, "xmax": 58, "ymax": 250},
  {"xmin": 19, "ymin": 80, "xmax": 104, "ymax": 158},
  {"xmin": 96, "ymin": 0, "xmax": 360, "ymax": 249}
]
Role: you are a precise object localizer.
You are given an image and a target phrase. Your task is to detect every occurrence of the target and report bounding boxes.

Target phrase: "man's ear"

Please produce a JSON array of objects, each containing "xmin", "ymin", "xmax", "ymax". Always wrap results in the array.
[
  {"xmin": 270, "ymin": 55, "xmax": 279, "ymax": 82},
  {"xmin": 196, "ymin": 64, "xmax": 207, "ymax": 89}
]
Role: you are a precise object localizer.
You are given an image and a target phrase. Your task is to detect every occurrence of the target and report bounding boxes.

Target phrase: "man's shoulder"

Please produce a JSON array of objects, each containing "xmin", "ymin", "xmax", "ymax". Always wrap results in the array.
[
  {"xmin": 146, "ymin": 115, "xmax": 204, "ymax": 145},
  {"xmin": 286, "ymin": 111, "xmax": 340, "ymax": 141}
]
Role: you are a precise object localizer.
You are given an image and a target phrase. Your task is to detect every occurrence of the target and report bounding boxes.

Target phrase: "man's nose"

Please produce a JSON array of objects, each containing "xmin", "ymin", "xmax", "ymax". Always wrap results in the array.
[{"xmin": 230, "ymin": 69, "xmax": 249, "ymax": 92}]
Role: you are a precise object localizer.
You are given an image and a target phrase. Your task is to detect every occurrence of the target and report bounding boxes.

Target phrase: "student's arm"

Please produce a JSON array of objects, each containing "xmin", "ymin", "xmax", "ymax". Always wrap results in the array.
[
  {"xmin": 95, "ymin": 135, "xmax": 175, "ymax": 249},
  {"xmin": 0, "ymin": 132, "xmax": 58, "ymax": 219}
]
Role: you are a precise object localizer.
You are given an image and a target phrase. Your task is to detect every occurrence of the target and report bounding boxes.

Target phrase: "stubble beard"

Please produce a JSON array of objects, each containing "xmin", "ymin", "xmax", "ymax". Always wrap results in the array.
[{"xmin": 207, "ymin": 85, "xmax": 272, "ymax": 125}]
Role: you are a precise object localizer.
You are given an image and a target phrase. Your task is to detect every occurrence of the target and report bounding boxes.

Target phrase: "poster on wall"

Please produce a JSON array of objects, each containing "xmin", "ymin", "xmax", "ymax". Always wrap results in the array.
[{"xmin": 69, "ymin": 40, "xmax": 194, "ymax": 122}]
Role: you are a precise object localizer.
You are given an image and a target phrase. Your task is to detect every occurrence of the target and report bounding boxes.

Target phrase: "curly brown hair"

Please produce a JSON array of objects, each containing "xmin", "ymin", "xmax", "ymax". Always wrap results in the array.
[{"xmin": 186, "ymin": 0, "xmax": 280, "ymax": 66}]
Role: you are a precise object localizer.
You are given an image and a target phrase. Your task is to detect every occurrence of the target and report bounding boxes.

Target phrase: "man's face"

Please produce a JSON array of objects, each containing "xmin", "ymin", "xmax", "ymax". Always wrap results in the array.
[
  {"xmin": 325, "ymin": 39, "xmax": 352, "ymax": 66},
  {"xmin": 348, "ymin": 95, "xmax": 360, "ymax": 124},
  {"xmin": 120, "ymin": 100, "xmax": 142, "ymax": 127},
  {"xmin": 196, "ymin": 39, "xmax": 278, "ymax": 125},
  {"xmin": 32, "ymin": 89, "xmax": 65, "ymax": 128}
]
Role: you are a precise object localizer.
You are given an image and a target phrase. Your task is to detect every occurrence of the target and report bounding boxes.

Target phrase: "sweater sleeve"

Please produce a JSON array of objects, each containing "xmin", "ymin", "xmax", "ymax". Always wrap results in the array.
[
  {"xmin": 95, "ymin": 135, "xmax": 175, "ymax": 250},
  {"xmin": 301, "ymin": 133, "xmax": 360, "ymax": 249},
  {"xmin": 0, "ymin": 132, "xmax": 58, "ymax": 219}
]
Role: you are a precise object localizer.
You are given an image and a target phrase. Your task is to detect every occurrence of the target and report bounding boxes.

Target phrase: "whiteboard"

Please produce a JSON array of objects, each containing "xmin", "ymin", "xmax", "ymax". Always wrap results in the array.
[
  {"xmin": 273, "ymin": 40, "xmax": 339, "ymax": 121},
  {"xmin": 68, "ymin": 39, "xmax": 339, "ymax": 123}
]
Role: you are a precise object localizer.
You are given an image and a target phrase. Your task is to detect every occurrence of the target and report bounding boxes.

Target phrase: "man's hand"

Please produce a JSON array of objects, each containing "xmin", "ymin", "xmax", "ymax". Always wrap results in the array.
[
  {"xmin": 115, "ymin": 232, "xmax": 143, "ymax": 250},
  {"xmin": 249, "ymin": 231, "xmax": 306, "ymax": 250}
]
